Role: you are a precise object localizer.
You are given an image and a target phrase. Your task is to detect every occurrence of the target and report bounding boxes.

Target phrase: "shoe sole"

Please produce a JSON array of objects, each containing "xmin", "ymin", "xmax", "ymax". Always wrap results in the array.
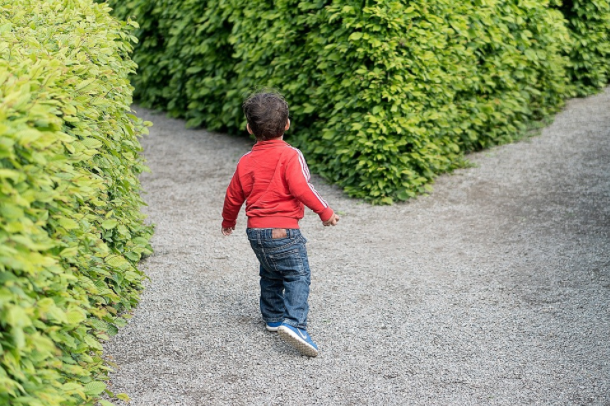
[
  {"xmin": 266, "ymin": 325, "xmax": 280, "ymax": 332},
  {"xmin": 278, "ymin": 326, "xmax": 319, "ymax": 357}
]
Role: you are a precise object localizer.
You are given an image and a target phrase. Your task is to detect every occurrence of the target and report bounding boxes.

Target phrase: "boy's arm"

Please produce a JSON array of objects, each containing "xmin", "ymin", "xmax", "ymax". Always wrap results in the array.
[
  {"xmin": 285, "ymin": 150, "xmax": 336, "ymax": 223},
  {"xmin": 221, "ymin": 170, "xmax": 245, "ymax": 233}
]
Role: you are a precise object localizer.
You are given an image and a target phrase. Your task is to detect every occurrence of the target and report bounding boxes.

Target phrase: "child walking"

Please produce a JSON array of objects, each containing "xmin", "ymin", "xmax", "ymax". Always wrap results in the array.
[{"xmin": 221, "ymin": 92, "xmax": 339, "ymax": 357}]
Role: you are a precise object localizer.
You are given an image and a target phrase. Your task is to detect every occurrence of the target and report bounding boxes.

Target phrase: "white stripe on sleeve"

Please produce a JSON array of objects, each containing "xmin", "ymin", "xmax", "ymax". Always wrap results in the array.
[{"xmin": 290, "ymin": 147, "xmax": 328, "ymax": 208}]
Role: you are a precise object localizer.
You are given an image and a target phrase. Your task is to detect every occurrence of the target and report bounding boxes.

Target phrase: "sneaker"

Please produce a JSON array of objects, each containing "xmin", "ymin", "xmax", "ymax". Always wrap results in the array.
[
  {"xmin": 265, "ymin": 321, "xmax": 282, "ymax": 332},
  {"xmin": 277, "ymin": 323, "xmax": 318, "ymax": 357}
]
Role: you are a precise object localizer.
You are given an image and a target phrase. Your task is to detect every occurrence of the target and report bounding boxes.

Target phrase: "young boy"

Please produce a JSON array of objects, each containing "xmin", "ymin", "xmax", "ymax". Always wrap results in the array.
[{"xmin": 221, "ymin": 92, "xmax": 339, "ymax": 357}]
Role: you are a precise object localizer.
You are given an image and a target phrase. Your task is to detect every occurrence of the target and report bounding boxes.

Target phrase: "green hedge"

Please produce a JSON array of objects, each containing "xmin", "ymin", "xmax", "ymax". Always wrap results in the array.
[
  {"xmin": 452, "ymin": 1, "xmax": 571, "ymax": 152},
  {"xmin": 111, "ymin": 0, "xmax": 606, "ymax": 203},
  {"xmin": 0, "ymin": 1, "xmax": 152, "ymax": 405},
  {"xmin": 555, "ymin": 0, "xmax": 610, "ymax": 95}
]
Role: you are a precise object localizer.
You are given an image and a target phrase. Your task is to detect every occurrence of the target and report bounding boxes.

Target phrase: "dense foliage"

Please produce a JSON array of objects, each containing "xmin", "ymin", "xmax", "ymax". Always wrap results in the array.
[
  {"xmin": 555, "ymin": 0, "xmax": 610, "ymax": 95},
  {"xmin": 110, "ymin": 0, "xmax": 607, "ymax": 203},
  {"xmin": 0, "ymin": 1, "xmax": 152, "ymax": 405}
]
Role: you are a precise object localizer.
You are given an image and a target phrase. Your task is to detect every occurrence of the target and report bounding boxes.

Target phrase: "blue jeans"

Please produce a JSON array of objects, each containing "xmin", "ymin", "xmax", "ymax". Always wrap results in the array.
[{"xmin": 246, "ymin": 228, "xmax": 310, "ymax": 329}]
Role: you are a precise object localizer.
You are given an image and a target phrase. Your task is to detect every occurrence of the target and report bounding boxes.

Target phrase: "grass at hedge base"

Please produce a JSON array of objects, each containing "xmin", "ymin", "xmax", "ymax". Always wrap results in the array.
[
  {"xmin": 111, "ymin": 0, "xmax": 606, "ymax": 203},
  {"xmin": 0, "ymin": 1, "xmax": 152, "ymax": 405}
]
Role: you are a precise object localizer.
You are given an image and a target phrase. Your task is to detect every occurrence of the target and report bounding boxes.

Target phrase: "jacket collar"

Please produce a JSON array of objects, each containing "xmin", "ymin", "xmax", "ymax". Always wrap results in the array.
[{"xmin": 253, "ymin": 139, "xmax": 287, "ymax": 149}]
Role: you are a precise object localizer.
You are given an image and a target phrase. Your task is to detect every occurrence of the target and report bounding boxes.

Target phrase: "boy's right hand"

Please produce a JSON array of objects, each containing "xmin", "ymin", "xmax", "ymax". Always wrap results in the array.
[
  {"xmin": 323, "ymin": 213, "xmax": 340, "ymax": 227},
  {"xmin": 222, "ymin": 226, "xmax": 235, "ymax": 236}
]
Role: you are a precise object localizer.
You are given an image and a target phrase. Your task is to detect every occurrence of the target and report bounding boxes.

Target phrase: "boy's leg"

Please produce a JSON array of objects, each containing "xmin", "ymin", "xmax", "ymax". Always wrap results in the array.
[
  {"xmin": 258, "ymin": 264, "xmax": 285, "ymax": 323},
  {"xmin": 273, "ymin": 231, "xmax": 319, "ymax": 356},
  {"xmin": 247, "ymin": 229, "xmax": 286, "ymax": 324},
  {"xmin": 271, "ymin": 233, "xmax": 310, "ymax": 329}
]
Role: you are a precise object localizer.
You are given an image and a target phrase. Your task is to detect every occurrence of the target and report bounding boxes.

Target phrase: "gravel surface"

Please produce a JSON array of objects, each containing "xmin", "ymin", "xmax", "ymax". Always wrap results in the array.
[{"xmin": 104, "ymin": 88, "xmax": 610, "ymax": 405}]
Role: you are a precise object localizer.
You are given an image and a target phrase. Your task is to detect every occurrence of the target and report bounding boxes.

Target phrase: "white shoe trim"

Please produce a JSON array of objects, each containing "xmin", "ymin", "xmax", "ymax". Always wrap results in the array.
[{"xmin": 278, "ymin": 326, "xmax": 318, "ymax": 357}]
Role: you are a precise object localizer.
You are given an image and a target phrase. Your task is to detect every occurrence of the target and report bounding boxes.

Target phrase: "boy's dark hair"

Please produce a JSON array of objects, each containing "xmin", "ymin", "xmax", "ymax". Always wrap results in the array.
[{"xmin": 242, "ymin": 92, "xmax": 289, "ymax": 140}]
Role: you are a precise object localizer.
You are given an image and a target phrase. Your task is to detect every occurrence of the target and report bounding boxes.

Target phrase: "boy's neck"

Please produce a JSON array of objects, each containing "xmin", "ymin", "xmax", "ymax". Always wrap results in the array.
[{"xmin": 257, "ymin": 135, "xmax": 284, "ymax": 142}]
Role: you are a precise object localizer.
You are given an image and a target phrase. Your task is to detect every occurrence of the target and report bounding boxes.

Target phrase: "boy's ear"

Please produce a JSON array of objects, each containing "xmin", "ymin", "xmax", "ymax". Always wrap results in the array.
[
  {"xmin": 246, "ymin": 123, "xmax": 253, "ymax": 135},
  {"xmin": 285, "ymin": 119, "xmax": 290, "ymax": 131}
]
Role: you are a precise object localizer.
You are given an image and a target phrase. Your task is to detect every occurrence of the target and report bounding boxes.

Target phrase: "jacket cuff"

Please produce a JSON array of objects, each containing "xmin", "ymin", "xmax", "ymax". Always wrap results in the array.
[
  {"xmin": 222, "ymin": 219, "xmax": 236, "ymax": 229},
  {"xmin": 318, "ymin": 207, "xmax": 334, "ymax": 223}
]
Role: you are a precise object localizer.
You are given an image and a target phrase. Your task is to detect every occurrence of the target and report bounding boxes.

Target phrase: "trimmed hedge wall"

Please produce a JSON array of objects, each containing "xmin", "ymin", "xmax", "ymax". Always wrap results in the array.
[
  {"xmin": 111, "ymin": 0, "xmax": 608, "ymax": 203},
  {"xmin": 555, "ymin": 0, "xmax": 610, "ymax": 95},
  {"xmin": 0, "ymin": 1, "xmax": 152, "ymax": 405}
]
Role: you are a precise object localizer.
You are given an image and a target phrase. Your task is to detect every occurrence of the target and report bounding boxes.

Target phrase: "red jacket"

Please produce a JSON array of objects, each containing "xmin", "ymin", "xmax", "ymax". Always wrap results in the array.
[{"xmin": 222, "ymin": 139, "xmax": 334, "ymax": 229}]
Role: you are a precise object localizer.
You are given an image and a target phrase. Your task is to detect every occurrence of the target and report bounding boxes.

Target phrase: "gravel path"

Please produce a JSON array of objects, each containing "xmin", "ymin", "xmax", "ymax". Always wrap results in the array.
[{"xmin": 105, "ymin": 88, "xmax": 610, "ymax": 405}]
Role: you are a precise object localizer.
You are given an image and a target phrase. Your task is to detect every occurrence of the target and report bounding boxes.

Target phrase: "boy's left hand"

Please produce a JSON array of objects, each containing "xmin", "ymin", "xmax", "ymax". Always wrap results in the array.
[
  {"xmin": 323, "ymin": 213, "xmax": 340, "ymax": 226},
  {"xmin": 222, "ymin": 226, "xmax": 235, "ymax": 236}
]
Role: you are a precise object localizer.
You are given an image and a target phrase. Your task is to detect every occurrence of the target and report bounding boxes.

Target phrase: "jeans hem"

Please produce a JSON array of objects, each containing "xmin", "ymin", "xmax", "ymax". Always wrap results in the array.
[
  {"xmin": 282, "ymin": 319, "xmax": 307, "ymax": 330},
  {"xmin": 263, "ymin": 318, "xmax": 284, "ymax": 323}
]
